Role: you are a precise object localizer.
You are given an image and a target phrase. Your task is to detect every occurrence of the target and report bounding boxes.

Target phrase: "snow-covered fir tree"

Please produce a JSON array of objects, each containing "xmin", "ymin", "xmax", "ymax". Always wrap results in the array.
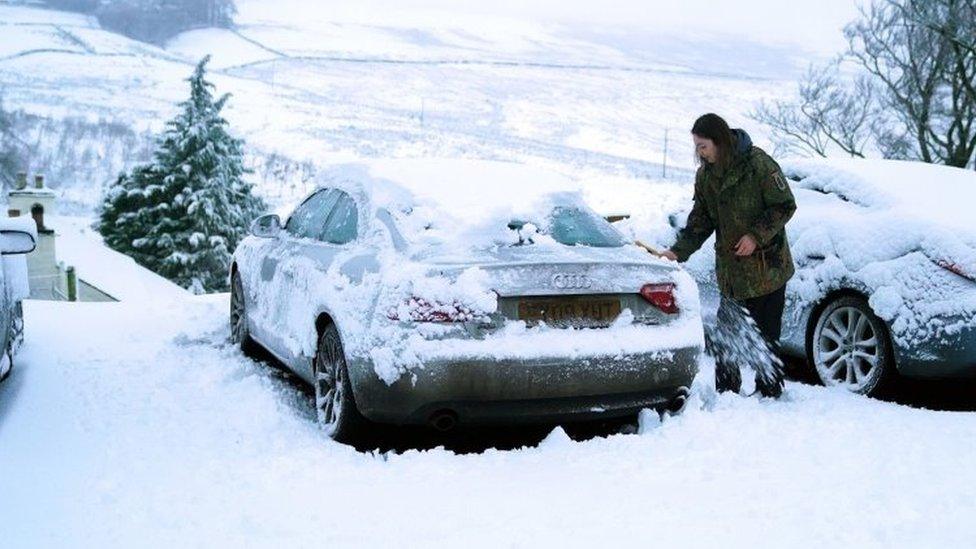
[{"xmin": 99, "ymin": 56, "xmax": 265, "ymax": 294}]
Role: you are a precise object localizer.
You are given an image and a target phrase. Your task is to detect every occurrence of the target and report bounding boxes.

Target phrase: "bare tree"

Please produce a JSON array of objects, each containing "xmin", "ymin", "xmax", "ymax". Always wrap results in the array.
[
  {"xmin": 753, "ymin": 0, "xmax": 975, "ymax": 169},
  {"xmin": 0, "ymin": 94, "xmax": 24, "ymax": 189},
  {"xmin": 846, "ymin": 0, "xmax": 976, "ymax": 168},
  {"xmin": 751, "ymin": 62, "xmax": 874, "ymax": 158}
]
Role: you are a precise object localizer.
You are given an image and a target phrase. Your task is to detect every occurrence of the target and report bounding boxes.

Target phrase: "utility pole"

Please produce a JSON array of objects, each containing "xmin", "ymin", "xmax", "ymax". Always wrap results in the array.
[{"xmin": 662, "ymin": 127, "xmax": 669, "ymax": 179}]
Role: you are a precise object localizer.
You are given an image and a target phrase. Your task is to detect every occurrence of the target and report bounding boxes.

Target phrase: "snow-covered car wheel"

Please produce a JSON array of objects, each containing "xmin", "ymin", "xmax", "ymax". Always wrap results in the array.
[
  {"xmin": 811, "ymin": 296, "xmax": 894, "ymax": 396},
  {"xmin": 229, "ymin": 272, "xmax": 254, "ymax": 352},
  {"xmin": 0, "ymin": 342, "xmax": 12, "ymax": 382},
  {"xmin": 314, "ymin": 323, "xmax": 365, "ymax": 443}
]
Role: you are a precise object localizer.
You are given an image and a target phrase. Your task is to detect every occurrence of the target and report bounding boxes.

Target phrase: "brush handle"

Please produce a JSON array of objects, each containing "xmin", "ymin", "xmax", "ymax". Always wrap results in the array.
[{"xmin": 634, "ymin": 239, "xmax": 663, "ymax": 257}]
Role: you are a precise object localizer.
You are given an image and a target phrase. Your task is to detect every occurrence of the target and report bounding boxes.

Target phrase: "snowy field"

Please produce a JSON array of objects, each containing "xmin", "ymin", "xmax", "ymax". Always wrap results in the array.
[
  {"xmin": 2, "ymin": 297, "xmax": 975, "ymax": 547},
  {"xmin": 0, "ymin": 1, "xmax": 804, "ymax": 210}
]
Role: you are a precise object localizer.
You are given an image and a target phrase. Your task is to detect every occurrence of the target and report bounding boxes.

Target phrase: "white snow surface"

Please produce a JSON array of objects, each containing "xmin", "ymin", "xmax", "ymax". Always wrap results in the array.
[{"xmin": 1, "ymin": 296, "xmax": 974, "ymax": 547}]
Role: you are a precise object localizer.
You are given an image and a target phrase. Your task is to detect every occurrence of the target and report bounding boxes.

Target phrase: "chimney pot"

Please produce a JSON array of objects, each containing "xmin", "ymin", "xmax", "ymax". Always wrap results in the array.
[
  {"xmin": 34, "ymin": 175, "xmax": 44, "ymax": 189},
  {"xmin": 16, "ymin": 172, "xmax": 27, "ymax": 189}
]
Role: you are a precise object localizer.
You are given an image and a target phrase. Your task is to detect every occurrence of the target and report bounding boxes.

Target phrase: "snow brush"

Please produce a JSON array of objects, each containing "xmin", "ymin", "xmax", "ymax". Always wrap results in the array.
[
  {"xmin": 635, "ymin": 240, "xmax": 784, "ymax": 397},
  {"xmin": 634, "ymin": 240, "xmax": 664, "ymax": 257},
  {"xmin": 706, "ymin": 297, "xmax": 784, "ymax": 398}
]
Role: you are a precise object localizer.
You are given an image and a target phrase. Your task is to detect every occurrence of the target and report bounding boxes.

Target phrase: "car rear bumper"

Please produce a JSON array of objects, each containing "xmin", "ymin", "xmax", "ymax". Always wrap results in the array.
[
  {"xmin": 895, "ymin": 322, "xmax": 976, "ymax": 379},
  {"xmin": 348, "ymin": 345, "xmax": 700, "ymax": 425}
]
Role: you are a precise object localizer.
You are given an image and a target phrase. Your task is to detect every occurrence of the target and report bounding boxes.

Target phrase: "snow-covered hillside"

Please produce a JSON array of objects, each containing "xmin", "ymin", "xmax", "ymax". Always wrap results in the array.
[
  {"xmin": 0, "ymin": 1, "xmax": 798, "ymax": 211},
  {"xmin": 1, "ymin": 296, "xmax": 974, "ymax": 546}
]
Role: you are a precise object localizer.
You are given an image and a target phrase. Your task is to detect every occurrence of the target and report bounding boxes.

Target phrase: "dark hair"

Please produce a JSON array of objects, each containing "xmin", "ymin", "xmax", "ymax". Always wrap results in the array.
[{"xmin": 691, "ymin": 113, "xmax": 734, "ymax": 168}]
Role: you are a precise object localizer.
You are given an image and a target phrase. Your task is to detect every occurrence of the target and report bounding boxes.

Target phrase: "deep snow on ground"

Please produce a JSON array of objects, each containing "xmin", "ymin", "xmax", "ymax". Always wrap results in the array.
[{"xmin": 2, "ymin": 296, "xmax": 974, "ymax": 547}]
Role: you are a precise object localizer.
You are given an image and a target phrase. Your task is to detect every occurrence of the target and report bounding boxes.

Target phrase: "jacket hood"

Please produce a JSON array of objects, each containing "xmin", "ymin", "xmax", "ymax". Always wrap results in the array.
[{"xmin": 731, "ymin": 128, "xmax": 753, "ymax": 157}]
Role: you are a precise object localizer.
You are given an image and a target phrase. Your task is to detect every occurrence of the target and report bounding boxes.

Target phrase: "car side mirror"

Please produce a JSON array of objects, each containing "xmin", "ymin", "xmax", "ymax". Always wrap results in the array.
[
  {"xmin": 250, "ymin": 214, "xmax": 282, "ymax": 238},
  {"xmin": 0, "ymin": 229, "xmax": 37, "ymax": 255}
]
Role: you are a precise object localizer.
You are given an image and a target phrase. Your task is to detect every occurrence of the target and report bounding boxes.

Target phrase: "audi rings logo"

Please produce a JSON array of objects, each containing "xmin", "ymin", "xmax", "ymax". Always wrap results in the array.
[{"xmin": 551, "ymin": 273, "xmax": 592, "ymax": 290}]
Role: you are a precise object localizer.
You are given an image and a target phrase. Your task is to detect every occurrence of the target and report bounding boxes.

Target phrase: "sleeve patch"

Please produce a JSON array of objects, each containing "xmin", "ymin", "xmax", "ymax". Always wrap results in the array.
[{"xmin": 771, "ymin": 172, "xmax": 787, "ymax": 191}]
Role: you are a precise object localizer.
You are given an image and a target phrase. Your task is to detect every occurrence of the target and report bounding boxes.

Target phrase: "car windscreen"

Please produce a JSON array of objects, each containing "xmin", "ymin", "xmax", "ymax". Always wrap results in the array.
[{"xmin": 546, "ymin": 205, "xmax": 626, "ymax": 248}]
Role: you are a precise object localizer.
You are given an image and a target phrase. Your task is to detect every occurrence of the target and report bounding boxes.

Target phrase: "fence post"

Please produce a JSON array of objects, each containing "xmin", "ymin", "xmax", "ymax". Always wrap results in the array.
[{"xmin": 66, "ymin": 266, "xmax": 77, "ymax": 302}]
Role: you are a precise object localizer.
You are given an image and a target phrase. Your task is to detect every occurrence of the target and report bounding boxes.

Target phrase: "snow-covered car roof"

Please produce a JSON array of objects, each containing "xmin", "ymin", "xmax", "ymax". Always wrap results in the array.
[
  {"xmin": 782, "ymin": 158, "xmax": 976, "ymax": 233},
  {"xmin": 317, "ymin": 158, "xmax": 578, "ymax": 213},
  {"xmin": 312, "ymin": 159, "xmax": 607, "ymax": 248}
]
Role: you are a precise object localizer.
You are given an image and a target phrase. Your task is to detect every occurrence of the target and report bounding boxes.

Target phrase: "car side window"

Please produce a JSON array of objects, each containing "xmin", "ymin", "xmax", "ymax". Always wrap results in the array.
[
  {"xmin": 321, "ymin": 192, "xmax": 359, "ymax": 245},
  {"xmin": 285, "ymin": 189, "xmax": 340, "ymax": 239}
]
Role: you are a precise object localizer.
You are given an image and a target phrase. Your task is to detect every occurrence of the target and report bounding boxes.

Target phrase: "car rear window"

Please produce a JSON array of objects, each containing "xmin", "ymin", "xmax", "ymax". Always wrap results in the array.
[{"xmin": 547, "ymin": 206, "xmax": 626, "ymax": 248}]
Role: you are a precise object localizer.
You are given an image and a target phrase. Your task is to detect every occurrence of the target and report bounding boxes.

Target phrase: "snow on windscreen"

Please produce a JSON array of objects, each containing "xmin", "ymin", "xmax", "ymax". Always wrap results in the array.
[{"xmin": 314, "ymin": 159, "xmax": 625, "ymax": 250}]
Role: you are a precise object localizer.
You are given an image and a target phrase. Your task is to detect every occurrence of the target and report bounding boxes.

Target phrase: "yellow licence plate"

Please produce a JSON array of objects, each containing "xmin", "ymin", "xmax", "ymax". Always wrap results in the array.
[{"xmin": 517, "ymin": 297, "xmax": 621, "ymax": 327}]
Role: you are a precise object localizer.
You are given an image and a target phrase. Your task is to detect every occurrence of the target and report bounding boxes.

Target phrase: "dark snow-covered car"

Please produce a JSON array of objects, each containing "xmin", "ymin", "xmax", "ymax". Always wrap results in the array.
[
  {"xmin": 675, "ymin": 159, "xmax": 976, "ymax": 396},
  {"xmin": 0, "ymin": 218, "xmax": 36, "ymax": 382},
  {"xmin": 230, "ymin": 159, "xmax": 703, "ymax": 442}
]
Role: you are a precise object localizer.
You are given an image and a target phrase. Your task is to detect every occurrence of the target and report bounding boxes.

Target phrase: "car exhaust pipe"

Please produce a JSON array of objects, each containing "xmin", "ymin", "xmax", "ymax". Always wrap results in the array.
[
  {"xmin": 428, "ymin": 409, "xmax": 458, "ymax": 432},
  {"xmin": 667, "ymin": 387, "xmax": 690, "ymax": 414}
]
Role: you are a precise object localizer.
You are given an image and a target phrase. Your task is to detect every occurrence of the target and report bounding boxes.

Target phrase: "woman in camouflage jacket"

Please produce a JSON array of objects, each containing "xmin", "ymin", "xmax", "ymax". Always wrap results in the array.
[{"xmin": 661, "ymin": 113, "xmax": 796, "ymax": 397}]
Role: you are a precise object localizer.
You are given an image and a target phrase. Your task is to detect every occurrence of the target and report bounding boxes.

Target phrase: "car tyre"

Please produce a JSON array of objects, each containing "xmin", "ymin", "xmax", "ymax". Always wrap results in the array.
[
  {"xmin": 230, "ymin": 272, "xmax": 257, "ymax": 354},
  {"xmin": 314, "ymin": 323, "xmax": 366, "ymax": 443},
  {"xmin": 810, "ymin": 295, "xmax": 896, "ymax": 396},
  {"xmin": 0, "ymin": 342, "xmax": 11, "ymax": 382}
]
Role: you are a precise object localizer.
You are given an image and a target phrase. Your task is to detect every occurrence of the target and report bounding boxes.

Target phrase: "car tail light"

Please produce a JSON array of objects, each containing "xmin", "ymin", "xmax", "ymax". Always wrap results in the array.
[
  {"xmin": 935, "ymin": 260, "xmax": 975, "ymax": 282},
  {"xmin": 387, "ymin": 297, "xmax": 487, "ymax": 323},
  {"xmin": 640, "ymin": 283, "xmax": 679, "ymax": 314}
]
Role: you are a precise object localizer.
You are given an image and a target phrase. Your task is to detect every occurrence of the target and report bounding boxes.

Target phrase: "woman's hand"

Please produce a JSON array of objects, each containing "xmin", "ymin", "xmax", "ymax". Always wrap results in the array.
[
  {"xmin": 734, "ymin": 234, "xmax": 757, "ymax": 256},
  {"xmin": 659, "ymin": 249, "xmax": 678, "ymax": 261}
]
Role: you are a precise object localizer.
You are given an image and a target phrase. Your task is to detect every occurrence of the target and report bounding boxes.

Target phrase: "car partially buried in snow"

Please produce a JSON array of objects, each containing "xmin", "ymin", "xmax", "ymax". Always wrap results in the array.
[
  {"xmin": 662, "ymin": 159, "xmax": 976, "ymax": 396},
  {"xmin": 230, "ymin": 159, "xmax": 703, "ymax": 442},
  {"xmin": 0, "ymin": 217, "xmax": 36, "ymax": 382}
]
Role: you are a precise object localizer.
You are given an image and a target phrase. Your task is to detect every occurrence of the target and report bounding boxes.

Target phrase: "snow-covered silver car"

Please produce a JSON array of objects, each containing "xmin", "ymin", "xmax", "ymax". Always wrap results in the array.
[
  {"xmin": 231, "ymin": 160, "xmax": 703, "ymax": 441},
  {"xmin": 0, "ymin": 218, "xmax": 36, "ymax": 382},
  {"xmin": 678, "ymin": 159, "xmax": 976, "ymax": 396}
]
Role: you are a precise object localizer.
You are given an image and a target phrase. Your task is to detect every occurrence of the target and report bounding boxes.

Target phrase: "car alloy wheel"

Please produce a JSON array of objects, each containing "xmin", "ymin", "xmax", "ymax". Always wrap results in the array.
[
  {"xmin": 812, "ymin": 296, "xmax": 892, "ymax": 395},
  {"xmin": 230, "ymin": 273, "xmax": 249, "ymax": 348},
  {"xmin": 315, "ymin": 331, "xmax": 345, "ymax": 432},
  {"xmin": 313, "ymin": 324, "xmax": 365, "ymax": 442}
]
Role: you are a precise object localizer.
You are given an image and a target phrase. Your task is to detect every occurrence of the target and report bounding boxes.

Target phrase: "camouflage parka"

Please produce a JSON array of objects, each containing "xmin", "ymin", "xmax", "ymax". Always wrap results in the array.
[{"xmin": 671, "ymin": 129, "xmax": 796, "ymax": 300}]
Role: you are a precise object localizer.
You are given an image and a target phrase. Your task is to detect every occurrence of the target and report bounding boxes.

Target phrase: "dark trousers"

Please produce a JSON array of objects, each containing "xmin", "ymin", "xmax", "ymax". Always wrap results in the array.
[{"xmin": 737, "ymin": 284, "xmax": 787, "ymax": 349}]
